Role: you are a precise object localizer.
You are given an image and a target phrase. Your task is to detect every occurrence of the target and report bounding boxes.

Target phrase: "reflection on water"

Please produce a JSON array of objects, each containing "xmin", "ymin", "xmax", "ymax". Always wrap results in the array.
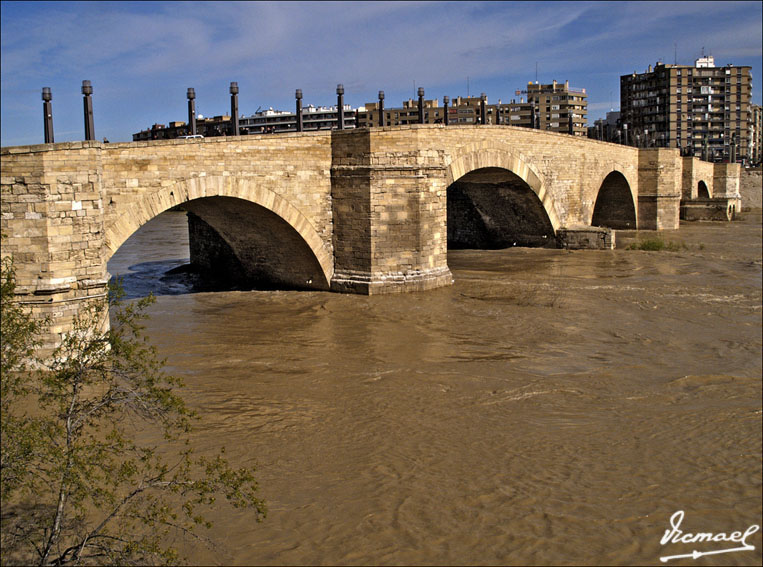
[{"xmin": 108, "ymin": 210, "xmax": 763, "ymax": 566}]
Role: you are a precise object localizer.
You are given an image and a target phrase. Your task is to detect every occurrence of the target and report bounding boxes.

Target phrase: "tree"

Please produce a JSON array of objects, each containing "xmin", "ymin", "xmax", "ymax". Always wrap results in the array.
[{"xmin": 1, "ymin": 257, "xmax": 266, "ymax": 565}]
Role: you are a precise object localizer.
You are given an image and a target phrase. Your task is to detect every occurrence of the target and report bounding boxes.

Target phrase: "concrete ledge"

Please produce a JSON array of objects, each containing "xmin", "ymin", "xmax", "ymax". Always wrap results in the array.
[
  {"xmin": 556, "ymin": 226, "xmax": 615, "ymax": 249},
  {"xmin": 330, "ymin": 266, "xmax": 453, "ymax": 295}
]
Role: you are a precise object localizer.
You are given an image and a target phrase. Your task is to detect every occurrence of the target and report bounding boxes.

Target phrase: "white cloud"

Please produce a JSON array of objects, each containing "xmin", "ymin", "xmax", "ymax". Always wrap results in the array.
[{"xmin": 1, "ymin": 1, "xmax": 760, "ymax": 144}]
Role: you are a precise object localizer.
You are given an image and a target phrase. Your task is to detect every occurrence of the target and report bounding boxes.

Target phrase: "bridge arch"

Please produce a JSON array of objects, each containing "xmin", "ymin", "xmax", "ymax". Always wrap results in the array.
[
  {"xmin": 697, "ymin": 180, "xmax": 710, "ymax": 198},
  {"xmin": 103, "ymin": 176, "xmax": 334, "ymax": 288},
  {"xmin": 445, "ymin": 143, "xmax": 560, "ymax": 233},
  {"xmin": 591, "ymin": 170, "xmax": 638, "ymax": 229}
]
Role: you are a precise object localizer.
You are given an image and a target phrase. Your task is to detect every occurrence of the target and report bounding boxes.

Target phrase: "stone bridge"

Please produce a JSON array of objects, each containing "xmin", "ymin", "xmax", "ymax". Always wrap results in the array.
[{"xmin": 1, "ymin": 125, "xmax": 742, "ymax": 350}]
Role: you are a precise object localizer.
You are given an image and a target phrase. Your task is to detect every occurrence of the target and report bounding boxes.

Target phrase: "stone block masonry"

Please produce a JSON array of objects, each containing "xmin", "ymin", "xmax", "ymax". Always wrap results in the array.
[
  {"xmin": 739, "ymin": 167, "xmax": 762, "ymax": 210},
  {"xmin": 1, "ymin": 126, "xmax": 742, "ymax": 353}
]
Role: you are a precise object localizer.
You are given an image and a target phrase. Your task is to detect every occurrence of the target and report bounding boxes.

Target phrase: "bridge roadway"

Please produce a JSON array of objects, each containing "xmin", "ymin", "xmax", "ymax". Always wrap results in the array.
[{"xmin": 1, "ymin": 124, "xmax": 743, "ymax": 351}]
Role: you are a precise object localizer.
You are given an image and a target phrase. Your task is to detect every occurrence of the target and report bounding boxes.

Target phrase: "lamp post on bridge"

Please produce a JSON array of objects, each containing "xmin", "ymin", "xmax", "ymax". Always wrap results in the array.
[
  {"xmin": 82, "ymin": 80, "xmax": 95, "ymax": 141},
  {"xmin": 230, "ymin": 82, "xmax": 240, "ymax": 136},
  {"xmin": 42, "ymin": 87, "xmax": 54, "ymax": 144},
  {"xmin": 378, "ymin": 90, "xmax": 385, "ymax": 127},
  {"xmin": 443, "ymin": 96, "xmax": 449, "ymax": 126},
  {"xmin": 187, "ymin": 88, "xmax": 197, "ymax": 136},
  {"xmin": 295, "ymin": 89, "xmax": 303, "ymax": 132},
  {"xmin": 480, "ymin": 93, "xmax": 487, "ymax": 125},
  {"xmin": 417, "ymin": 87, "xmax": 425, "ymax": 124},
  {"xmin": 336, "ymin": 84, "xmax": 345, "ymax": 130}
]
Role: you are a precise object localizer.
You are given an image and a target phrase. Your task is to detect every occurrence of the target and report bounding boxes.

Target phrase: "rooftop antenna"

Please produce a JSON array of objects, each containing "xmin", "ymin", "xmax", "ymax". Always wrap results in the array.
[
  {"xmin": 467, "ymin": 76, "xmax": 470, "ymax": 98},
  {"xmin": 535, "ymin": 61, "xmax": 538, "ymax": 83},
  {"xmin": 674, "ymin": 42, "xmax": 677, "ymax": 65}
]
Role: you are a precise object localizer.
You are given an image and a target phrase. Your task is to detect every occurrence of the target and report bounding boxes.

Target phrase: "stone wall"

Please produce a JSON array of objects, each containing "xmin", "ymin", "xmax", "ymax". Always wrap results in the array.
[
  {"xmin": 419, "ymin": 125, "xmax": 643, "ymax": 229},
  {"xmin": 330, "ymin": 128, "xmax": 452, "ymax": 294},
  {"xmin": 740, "ymin": 168, "xmax": 762, "ymax": 209},
  {"xmin": 100, "ymin": 133, "xmax": 335, "ymax": 284},
  {"xmin": 1, "ymin": 142, "xmax": 109, "ymax": 352},
  {"xmin": 3, "ymin": 124, "xmax": 746, "ymax": 352}
]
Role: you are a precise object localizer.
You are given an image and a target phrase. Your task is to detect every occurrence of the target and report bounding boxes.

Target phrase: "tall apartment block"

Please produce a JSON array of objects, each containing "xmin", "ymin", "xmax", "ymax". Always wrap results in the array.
[
  {"xmin": 620, "ymin": 56, "xmax": 753, "ymax": 162},
  {"xmin": 357, "ymin": 82, "xmax": 587, "ymax": 136},
  {"xmin": 752, "ymin": 104, "xmax": 762, "ymax": 166},
  {"xmin": 523, "ymin": 80, "xmax": 588, "ymax": 135}
]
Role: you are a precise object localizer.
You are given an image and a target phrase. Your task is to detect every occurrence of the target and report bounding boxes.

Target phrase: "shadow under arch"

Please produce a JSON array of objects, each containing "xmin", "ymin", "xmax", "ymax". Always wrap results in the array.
[
  {"xmin": 446, "ymin": 144, "xmax": 560, "ymax": 232},
  {"xmin": 103, "ymin": 177, "xmax": 333, "ymax": 290},
  {"xmin": 591, "ymin": 171, "xmax": 637, "ymax": 229},
  {"xmin": 446, "ymin": 165, "xmax": 556, "ymax": 248},
  {"xmin": 697, "ymin": 180, "xmax": 710, "ymax": 198}
]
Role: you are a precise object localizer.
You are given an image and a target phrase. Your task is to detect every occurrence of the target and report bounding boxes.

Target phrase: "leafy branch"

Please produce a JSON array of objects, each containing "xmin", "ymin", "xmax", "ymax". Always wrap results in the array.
[{"xmin": 1, "ymin": 259, "xmax": 266, "ymax": 566}]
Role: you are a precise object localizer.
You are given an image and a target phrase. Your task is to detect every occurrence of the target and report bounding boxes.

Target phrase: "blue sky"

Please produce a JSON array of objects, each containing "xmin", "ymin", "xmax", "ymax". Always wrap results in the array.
[{"xmin": 2, "ymin": 1, "xmax": 761, "ymax": 146}]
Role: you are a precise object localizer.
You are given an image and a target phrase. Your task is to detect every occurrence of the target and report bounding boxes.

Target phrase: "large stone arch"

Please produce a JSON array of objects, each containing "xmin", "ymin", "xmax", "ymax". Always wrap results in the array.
[
  {"xmin": 103, "ymin": 176, "xmax": 334, "ymax": 286},
  {"xmin": 591, "ymin": 170, "xmax": 638, "ymax": 229},
  {"xmin": 445, "ymin": 142, "xmax": 560, "ymax": 231}
]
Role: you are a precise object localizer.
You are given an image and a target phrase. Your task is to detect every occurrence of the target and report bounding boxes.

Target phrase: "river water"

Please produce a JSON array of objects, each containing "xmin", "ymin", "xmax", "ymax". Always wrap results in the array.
[{"xmin": 108, "ymin": 210, "xmax": 762, "ymax": 566}]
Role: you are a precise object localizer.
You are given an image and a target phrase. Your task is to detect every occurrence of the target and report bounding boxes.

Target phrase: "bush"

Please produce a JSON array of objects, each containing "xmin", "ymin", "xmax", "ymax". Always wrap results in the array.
[
  {"xmin": 1, "ymin": 257, "xmax": 265, "ymax": 566},
  {"xmin": 627, "ymin": 237, "xmax": 687, "ymax": 251}
]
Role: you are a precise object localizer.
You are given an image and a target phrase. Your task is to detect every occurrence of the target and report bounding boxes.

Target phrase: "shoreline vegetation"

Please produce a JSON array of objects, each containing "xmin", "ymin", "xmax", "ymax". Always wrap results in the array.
[{"xmin": 1, "ymin": 257, "xmax": 266, "ymax": 566}]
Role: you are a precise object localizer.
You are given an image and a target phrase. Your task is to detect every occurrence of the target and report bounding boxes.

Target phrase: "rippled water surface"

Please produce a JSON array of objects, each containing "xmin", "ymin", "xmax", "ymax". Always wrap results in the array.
[{"xmin": 108, "ymin": 210, "xmax": 762, "ymax": 566}]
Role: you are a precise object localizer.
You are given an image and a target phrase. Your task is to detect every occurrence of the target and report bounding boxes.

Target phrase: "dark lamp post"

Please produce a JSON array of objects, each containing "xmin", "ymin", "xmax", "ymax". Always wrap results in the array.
[
  {"xmin": 230, "ymin": 82, "xmax": 240, "ymax": 136},
  {"xmin": 480, "ymin": 92, "xmax": 487, "ymax": 125},
  {"xmin": 417, "ymin": 87, "xmax": 425, "ymax": 124},
  {"xmin": 296, "ymin": 89, "xmax": 303, "ymax": 132},
  {"xmin": 336, "ymin": 84, "xmax": 345, "ymax": 130},
  {"xmin": 82, "ymin": 80, "xmax": 95, "ymax": 141},
  {"xmin": 187, "ymin": 88, "xmax": 197, "ymax": 136},
  {"xmin": 42, "ymin": 87, "xmax": 54, "ymax": 143},
  {"xmin": 378, "ymin": 90, "xmax": 385, "ymax": 127},
  {"xmin": 443, "ymin": 96, "xmax": 449, "ymax": 126}
]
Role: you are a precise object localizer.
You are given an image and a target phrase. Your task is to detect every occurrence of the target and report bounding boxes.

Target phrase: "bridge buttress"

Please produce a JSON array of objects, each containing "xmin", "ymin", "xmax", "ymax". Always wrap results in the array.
[
  {"xmin": 637, "ymin": 148, "xmax": 682, "ymax": 230},
  {"xmin": 712, "ymin": 162, "xmax": 743, "ymax": 212},
  {"xmin": 330, "ymin": 129, "xmax": 452, "ymax": 294},
  {"xmin": 1, "ymin": 142, "xmax": 109, "ymax": 353}
]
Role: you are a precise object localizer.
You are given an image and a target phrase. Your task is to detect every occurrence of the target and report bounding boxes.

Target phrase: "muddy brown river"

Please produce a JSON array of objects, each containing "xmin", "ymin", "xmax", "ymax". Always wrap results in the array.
[{"xmin": 108, "ymin": 210, "xmax": 762, "ymax": 566}]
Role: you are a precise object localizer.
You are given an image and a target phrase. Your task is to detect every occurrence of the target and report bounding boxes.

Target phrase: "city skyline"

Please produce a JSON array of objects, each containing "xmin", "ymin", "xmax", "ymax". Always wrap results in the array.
[{"xmin": 1, "ymin": 0, "xmax": 761, "ymax": 146}]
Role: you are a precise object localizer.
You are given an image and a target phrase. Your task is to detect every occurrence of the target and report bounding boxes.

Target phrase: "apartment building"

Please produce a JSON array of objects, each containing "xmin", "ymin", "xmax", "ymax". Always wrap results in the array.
[
  {"xmin": 133, "ymin": 105, "xmax": 357, "ymax": 140},
  {"xmin": 357, "ymin": 90, "xmax": 579, "ymax": 134},
  {"xmin": 358, "ymin": 98, "xmax": 445, "ymax": 127},
  {"xmin": 523, "ymin": 80, "xmax": 588, "ymax": 135},
  {"xmin": 588, "ymin": 111, "xmax": 622, "ymax": 143},
  {"xmin": 752, "ymin": 104, "xmax": 762, "ymax": 166},
  {"xmin": 132, "ymin": 116, "xmax": 232, "ymax": 141},
  {"xmin": 620, "ymin": 56, "xmax": 753, "ymax": 162},
  {"xmin": 240, "ymin": 105, "xmax": 357, "ymax": 134}
]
